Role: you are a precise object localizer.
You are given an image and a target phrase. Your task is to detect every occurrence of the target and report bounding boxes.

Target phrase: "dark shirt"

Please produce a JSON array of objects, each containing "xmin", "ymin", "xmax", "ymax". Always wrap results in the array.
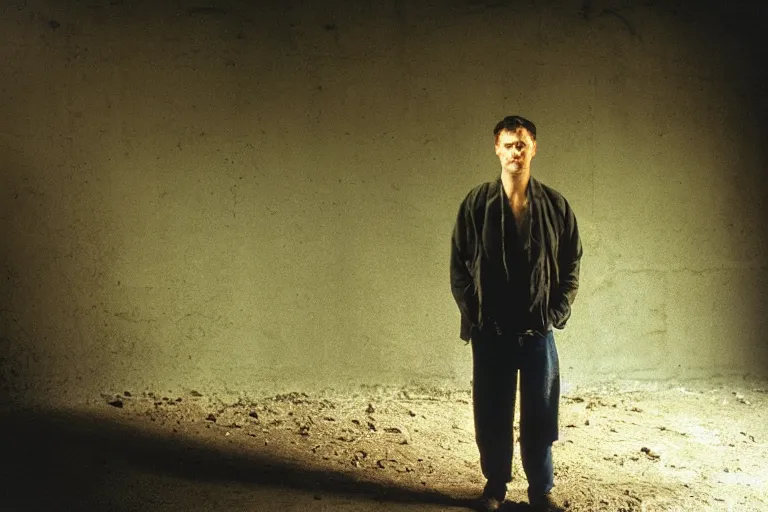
[
  {"xmin": 450, "ymin": 177, "xmax": 583, "ymax": 341},
  {"xmin": 493, "ymin": 193, "xmax": 540, "ymax": 333}
]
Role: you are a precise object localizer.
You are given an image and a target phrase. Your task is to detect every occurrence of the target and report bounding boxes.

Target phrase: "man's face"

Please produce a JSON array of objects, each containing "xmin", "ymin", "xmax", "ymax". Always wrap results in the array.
[{"xmin": 494, "ymin": 128, "xmax": 537, "ymax": 176}]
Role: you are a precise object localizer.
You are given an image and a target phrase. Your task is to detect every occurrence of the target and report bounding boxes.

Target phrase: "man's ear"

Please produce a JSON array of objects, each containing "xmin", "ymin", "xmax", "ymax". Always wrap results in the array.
[{"xmin": 531, "ymin": 140, "xmax": 538, "ymax": 157}]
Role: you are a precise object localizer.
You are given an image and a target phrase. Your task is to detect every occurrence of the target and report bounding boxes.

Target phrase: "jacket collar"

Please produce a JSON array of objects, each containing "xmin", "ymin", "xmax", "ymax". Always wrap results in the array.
[{"xmin": 493, "ymin": 175, "xmax": 543, "ymax": 201}]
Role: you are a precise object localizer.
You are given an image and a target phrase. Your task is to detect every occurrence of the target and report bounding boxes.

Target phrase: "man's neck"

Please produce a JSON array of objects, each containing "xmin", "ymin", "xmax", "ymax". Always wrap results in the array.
[{"xmin": 500, "ymin": 169, "xmax": 530, "ymax": 203}]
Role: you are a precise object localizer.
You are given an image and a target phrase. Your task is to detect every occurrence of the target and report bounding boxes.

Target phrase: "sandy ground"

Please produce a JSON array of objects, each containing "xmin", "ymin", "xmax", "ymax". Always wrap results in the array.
[{"xmin": 2, "ymin": 376, "xmax": 766, "ymax": 511}]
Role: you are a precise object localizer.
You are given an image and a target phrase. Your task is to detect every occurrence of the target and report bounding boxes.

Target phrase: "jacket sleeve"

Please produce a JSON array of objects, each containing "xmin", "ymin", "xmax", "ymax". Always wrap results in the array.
[
  {"xmin": 450, "ymin": 196, "xmax": 479, "ymax": 340},
  {"xmin": 549, "ymin": 199, "xmax": 583, "ymax": 330}
]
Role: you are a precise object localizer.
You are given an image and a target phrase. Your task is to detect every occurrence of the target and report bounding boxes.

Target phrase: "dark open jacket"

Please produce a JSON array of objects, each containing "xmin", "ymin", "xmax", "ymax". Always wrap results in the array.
[{"xmin": 450, "ymin": 177, "xmax": 583, "ymax": 341}]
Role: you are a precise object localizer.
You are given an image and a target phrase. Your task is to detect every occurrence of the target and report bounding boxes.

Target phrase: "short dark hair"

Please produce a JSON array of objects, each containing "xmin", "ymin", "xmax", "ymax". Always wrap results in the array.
[{"xmin": 493, "ymin": 115, "xmax": 536, "ymax": 141}]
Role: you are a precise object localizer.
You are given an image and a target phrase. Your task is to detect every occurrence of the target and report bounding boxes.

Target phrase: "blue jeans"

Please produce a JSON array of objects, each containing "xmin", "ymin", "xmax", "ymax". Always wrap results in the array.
[{"xmin": 471, "ymin": 328, "xmax": 560, "ymax": 496}]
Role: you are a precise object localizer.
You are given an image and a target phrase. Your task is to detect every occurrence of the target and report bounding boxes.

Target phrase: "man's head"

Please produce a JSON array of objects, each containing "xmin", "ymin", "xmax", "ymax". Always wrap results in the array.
[{"xmin": 493, "ymin": 115, "xmax": 537, "ymax": 177}]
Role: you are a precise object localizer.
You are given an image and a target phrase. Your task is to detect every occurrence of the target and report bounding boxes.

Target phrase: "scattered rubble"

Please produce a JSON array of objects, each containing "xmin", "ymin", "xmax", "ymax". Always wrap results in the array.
[
  {"xmin": 98, "ymin": 380, "xmax": 768, "ymax": 511},
  {"xmin": 640, "ymin": 447, "xmax": 660, "ymax": 460}
]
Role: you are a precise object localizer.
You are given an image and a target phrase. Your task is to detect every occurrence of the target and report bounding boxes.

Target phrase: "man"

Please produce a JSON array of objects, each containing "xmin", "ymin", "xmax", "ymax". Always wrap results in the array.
[{"xmin": 450, "ymin": 116, "xmax": 582, "ymax": 511}]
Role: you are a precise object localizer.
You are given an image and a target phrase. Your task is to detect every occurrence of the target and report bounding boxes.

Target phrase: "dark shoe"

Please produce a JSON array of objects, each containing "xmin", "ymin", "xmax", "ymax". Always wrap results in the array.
[
  {"xmin": 479, "ymin": 481, "xmax": 507, "ymax": 511},
  {"xmin": 528, "ymin": 492, "xmax": 565, "ymax": 511},
  {"xmin": 479, "ymin": 495, "xmax": 503, "ymax": 512}
]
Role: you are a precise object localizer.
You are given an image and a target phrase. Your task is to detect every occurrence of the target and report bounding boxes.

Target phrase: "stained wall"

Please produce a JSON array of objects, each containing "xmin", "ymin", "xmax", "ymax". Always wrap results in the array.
[{"xmin": 1, "ymin": 0, "xmax": 766, "ymax": 406}]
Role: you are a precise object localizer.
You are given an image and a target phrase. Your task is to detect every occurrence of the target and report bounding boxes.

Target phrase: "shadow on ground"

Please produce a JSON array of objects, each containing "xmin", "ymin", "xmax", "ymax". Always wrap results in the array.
[{"xmin": 0, "ymin": 407, "xmax": 531, "ymax": 511}]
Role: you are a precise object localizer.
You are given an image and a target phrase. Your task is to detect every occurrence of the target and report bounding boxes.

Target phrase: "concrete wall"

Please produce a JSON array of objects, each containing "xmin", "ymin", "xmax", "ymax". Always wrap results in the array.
[{"xmin": 2, "ymin": 0, "xmax": 766, "ymax": 406}]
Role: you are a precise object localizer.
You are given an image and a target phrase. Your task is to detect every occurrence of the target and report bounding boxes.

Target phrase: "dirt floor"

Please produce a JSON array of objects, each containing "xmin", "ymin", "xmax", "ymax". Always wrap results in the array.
[{"xmin": 2, "ymin": 375, "xmax": 766, "ymax": 511}]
